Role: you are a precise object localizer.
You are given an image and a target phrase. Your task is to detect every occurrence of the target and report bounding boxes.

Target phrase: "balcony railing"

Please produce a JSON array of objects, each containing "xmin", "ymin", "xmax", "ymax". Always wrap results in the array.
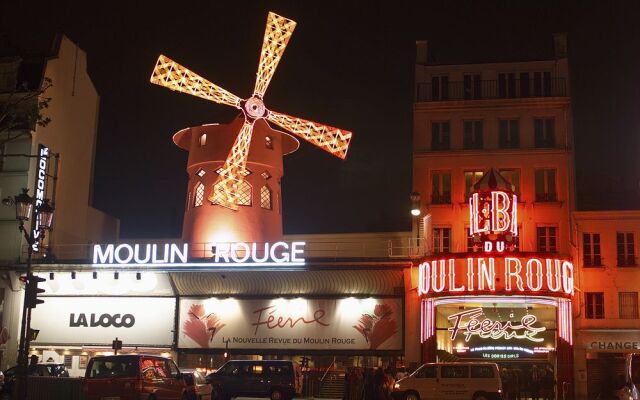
[{"xmin": 416, "ymin": 78, "xmax": 567, "ymax": 102}]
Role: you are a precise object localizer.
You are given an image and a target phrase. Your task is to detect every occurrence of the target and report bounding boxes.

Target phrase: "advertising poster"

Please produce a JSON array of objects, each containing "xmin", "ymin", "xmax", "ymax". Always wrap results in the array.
[
  {"xmin": 30, "ymin": 297, "xmax": 175, "ymax": 346},
  {"xmin": 179, "ymin": 297, "xmax": 403, "ymax": 351}
]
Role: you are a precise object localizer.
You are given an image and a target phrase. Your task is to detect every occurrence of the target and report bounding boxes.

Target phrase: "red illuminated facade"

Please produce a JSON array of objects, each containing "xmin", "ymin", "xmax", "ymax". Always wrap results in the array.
[{"xmin": 411, "ymin": 34, "xmax": 576, "ymax": 396}]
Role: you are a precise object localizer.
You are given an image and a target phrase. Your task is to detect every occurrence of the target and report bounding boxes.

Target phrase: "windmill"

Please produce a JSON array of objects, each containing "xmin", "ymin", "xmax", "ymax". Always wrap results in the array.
[{"xmin": 150, "ymin": 12, "xmax": 353, "ymax": 212}]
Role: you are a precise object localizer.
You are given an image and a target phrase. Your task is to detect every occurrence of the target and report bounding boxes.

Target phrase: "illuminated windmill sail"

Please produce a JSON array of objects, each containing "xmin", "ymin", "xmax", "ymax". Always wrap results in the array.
[{"xmin": 150, "ymin": 12, "xmax": 353, "ymax": 210}]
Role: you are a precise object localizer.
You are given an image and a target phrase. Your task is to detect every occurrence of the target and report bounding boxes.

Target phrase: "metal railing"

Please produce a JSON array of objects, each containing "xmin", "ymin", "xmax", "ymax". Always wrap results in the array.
[{"xmin": 416, "ymin": 78, "xmax": 567, "ymax": 102}]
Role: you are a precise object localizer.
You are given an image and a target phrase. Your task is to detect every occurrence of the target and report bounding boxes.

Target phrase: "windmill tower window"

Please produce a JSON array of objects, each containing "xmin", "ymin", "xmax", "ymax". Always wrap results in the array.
[
  {"xmin": 196, "ymin": 168, "xmax": 206, "ymax": 177},
  {"xmin": 199, "ymin": 134, "xmax": 207, "ymax": 146},
  {"xmin": 265, "ymin": 136, "xmax": 273, "ymax": 149},
  {"xmin": 261, "ymin": 170, "xmax": 271, "ymax": 180},
  {"xmin": 260, "ymin": 186, "xmax": 272, "ymax": 210},
  {"xmin": 237, "ymin": 181, "xmax": 252, "ymax": 206},
  {"xmin": 194, "ymin": 182, "xmax": 205, "ymax": 207}
]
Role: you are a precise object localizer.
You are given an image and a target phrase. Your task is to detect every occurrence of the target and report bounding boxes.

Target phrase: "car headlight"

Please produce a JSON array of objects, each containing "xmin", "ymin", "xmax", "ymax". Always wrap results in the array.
[{"xmin": 393, "ymin": 383, "xmax": 400, "ymax": 389}]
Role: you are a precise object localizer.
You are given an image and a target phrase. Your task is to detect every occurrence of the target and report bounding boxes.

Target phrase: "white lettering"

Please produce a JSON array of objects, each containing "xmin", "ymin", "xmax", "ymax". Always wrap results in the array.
[
  {"xmin": 231, "ymin": 242, "xmax": 251, "ymax": 263},
  {"xmin": 114, "ymin": 244, "xmax": 134, "ymax": 264},
  {"xmin": 269, "ymin": 242, "xmax": 290, "ymax": 263},
  {"xmin": 504, "ymin": 257, "xmax": 524, "ymax": 291},
  {"xmin": 291, "ymin": 241, "xmax": 305, "ymax": 263},
  {"xmin": 93, "ymin": 244, "xmax": 114, "ymax": 264}
]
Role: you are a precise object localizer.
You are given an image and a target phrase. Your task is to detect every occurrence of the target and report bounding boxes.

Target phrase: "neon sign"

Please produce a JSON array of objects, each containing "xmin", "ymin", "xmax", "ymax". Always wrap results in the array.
[
  {"xmin": 468, "ymin": 169, "xmax": 518, "ymax": 253},
  {"xmin": 31, "ymin": 144, "xmax": 49, "ymax": 252},
  {"xmin": 92, "ymin": 241, "xmax": 306, "ymax": 267},
  {"xmin": 418, "ymin": 257, "xmax": 574, "ymax": 296},
  {"xmin": 447, "ymin": 307, "xmax": 546, "ymax": 343}
]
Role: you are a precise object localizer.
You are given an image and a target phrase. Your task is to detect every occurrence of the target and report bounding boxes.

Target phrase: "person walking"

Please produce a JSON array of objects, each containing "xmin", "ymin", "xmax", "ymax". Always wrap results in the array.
[{"xmin": 530, "ymin": 365, "xmax": 541, "ymax": 400}]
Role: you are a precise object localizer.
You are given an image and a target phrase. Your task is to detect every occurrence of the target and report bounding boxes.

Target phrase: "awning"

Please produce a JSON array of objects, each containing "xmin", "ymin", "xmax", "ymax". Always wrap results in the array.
[{"xmin": 169, "ymin": 268, "xmax": 404, "ymax": 296}]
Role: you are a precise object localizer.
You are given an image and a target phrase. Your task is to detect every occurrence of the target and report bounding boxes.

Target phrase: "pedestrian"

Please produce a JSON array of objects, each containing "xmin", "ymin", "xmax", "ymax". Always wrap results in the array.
[
  {"xmin": 541, "ymin": 366, "xmax": 555, "ymax": 400},
  {"xmin": 363, "ymin": 368, "xmax": 374, "ymax": 400},
  {"xmin": 530, "ymin": 365, "xmax": 540, "ymax": 400},
  {"xmin": 373, "ymin": 368, "xmax": 386, "ymax": 400}
]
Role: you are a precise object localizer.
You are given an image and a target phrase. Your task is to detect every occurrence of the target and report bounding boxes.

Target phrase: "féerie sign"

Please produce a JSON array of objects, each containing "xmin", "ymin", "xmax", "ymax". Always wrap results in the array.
[{"xmin": 448, "ymin": 307, "xmax": 546, "ymax": 343}]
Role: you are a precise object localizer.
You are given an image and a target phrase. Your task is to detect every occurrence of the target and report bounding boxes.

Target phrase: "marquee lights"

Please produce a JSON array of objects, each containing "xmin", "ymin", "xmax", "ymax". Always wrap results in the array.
[
  {"xmin": 150, "ymin": 11, "xmax": 352, "ymax": 210},
  {"xmin": 92, "ymin": 241, "xmax": 306, "ymax": 267},
  {"xmin": 418, "ymin": 257, "xmax": 574, "ymax": 296},
  {"xmin": 447, "ymin": 307, "xmax": 546, "ymax": 343}
]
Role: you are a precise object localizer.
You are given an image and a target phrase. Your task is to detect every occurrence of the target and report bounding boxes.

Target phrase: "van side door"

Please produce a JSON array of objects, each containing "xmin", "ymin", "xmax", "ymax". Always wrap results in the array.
[{"xmin": 439, "ymin": 365, "xmax": 469, "ymax": 400}]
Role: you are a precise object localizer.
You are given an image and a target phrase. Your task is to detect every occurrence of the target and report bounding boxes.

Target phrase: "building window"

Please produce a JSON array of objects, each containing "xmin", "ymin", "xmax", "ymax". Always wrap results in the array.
[
  {"xmin": 237, "ymin": 180, "xmax": 252, "ymax": 206},
  {"xmin": 463, "ymin": 74, "xmax": 482, "ymax": 99},
  {"xmin": 617, "ymin": 232, "xmax": 636, "ymax": 266},
  {"xmin": 585, "ymin": 292, "xmax": 605, "ymax": 319},
  {"xmin": 431, "ymin": 75, "xmax": 449, "ymax": 101},
  {"xmin": 431, "ymin": 171, "xmax": 451, "ymax": 204},
  {"xmin": 498, "ymin": 73, "xmax": 517, "ymax": 98},
  {"xmin": 619, "ymin": 292, "xmax": 639, "ymax": 319},
  {"xmin": 265, "ymin": 136, "xmax": 273, "ymax": 149},
  {"xmin": 260, "ymin": 186, "xmax": 272, "ymax": 210},
  {"xmin": 534, "ymin": 118, "xmax": 555, "ymax": 148},
  {"xmin": 261, "ymin": 170, "xmax": 271, "ymax": 180},
  {"xmin": 499, "ymin": 169, "xmax": 521, "ymax": 197},
  {"xmin": 433, "ymin": 228, "xmax": 451, "ymax": 253},
  {"xmin": 199, "ymin": 134, "xmax": 207, "ymax": 146},
  {"xmin": 196, "ymin": 168, "xmax": 206, "ymax": 177},
  {"xmin": 535, "ymin": 169, "xmax": 557, "ymax": 202},
  {"xmin": 463, "ymin": 121, "xmax": 483, "ymax": 150},
  {"xmin": 431, "ymin": 121, "xmax": 450, "ymax": 150},
  {"xmin": 499, "ymin": 120, "xmax": 520, "ymax": 148},
  {"xmin": 464, "ymin": 170, "xmax": 484, "ymax": 199},
  {"xmin": 537, "ymin": 227, "xmax": 557, "ymax": 253},
  {"xmin": 193, "ymin": 182, "xmax": 205, "ymax": 207},
  {"xmin": 583, "ymin": 233, "xmax": 602, "ymax": 267},
  {"xmin": 519, "ymin": 72, "xmax": 530, "ymax": 97},
  {"xmin": 533, "ymin": 71, "xmax": 552, "ymax": 97}
]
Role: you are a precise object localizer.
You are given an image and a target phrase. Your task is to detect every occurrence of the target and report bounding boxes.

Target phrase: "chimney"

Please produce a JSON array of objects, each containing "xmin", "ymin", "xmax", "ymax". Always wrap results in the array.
[
  {"xmin": 416, "ymin": 40, "xmax": 428, "ymax": 65},
  {"xmin": 553, "ymin": 33, "xmax": 567, "ymax": 59}
]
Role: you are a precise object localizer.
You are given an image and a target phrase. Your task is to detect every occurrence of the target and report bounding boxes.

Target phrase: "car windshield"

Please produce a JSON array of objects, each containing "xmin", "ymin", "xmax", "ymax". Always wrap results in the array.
[{"xmin": 86, "ymin": 356, "xmax": 139, "ymax": 378}]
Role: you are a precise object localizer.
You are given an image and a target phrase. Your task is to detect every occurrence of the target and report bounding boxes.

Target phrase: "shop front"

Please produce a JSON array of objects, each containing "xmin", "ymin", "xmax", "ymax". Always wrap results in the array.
[
  {"xmin": 575, "ymin": 330, "xmax": 640, "ymax": 399},
  {"xmin": 418, "ymin": 255, "xmax": 575, "ymax": 398},
  {"xmin": 28, "ymin": 271, "xmax": 176, "ymax": 376}
]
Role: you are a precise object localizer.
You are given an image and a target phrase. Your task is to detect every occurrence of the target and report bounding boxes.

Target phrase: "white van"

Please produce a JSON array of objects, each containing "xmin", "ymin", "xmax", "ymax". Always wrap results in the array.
[{"xmin": 392, "ymin": 362, "xmax": 502, "ymax": 400}]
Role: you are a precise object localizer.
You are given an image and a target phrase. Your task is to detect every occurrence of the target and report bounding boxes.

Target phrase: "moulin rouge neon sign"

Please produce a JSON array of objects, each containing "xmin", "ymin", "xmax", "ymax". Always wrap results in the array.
[
  {"xmin": 418, "ymin": 257, "xmax": 574, "ymax": 296},
  {"xmin": 448, "ymin": 307, "xmax": 546, "ymax": 343}
]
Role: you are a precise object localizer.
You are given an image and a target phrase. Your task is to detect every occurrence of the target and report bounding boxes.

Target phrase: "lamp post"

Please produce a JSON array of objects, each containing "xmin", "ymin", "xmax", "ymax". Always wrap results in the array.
[
  {"xmin": 8, "ymin": 188, "xmax": 54, "ymax": 400},
  {"xmin": 410, "ymin": 192, "xmax": 421, "ymax": 255}
]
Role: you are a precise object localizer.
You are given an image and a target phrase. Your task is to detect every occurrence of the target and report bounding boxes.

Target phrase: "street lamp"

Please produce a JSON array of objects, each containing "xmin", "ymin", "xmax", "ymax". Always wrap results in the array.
[
  {"xmin": 6, "ymin": 188, "xmax": 55, "ymax": 400},
  {"xmin": 410, "ymin": 192, "xmax": 421, "ymax": 216}
]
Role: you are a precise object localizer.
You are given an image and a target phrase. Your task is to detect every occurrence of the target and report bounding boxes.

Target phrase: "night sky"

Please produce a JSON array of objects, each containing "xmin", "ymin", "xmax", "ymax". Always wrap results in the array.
[{"xmin": 1, "ymin": 1, "xmax": 639, "ymax": 238}]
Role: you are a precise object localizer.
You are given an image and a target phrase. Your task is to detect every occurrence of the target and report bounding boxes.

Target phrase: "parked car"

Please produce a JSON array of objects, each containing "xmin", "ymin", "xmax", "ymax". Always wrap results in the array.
[
  {"xmin": 1, "ymin": 362, "xmax": 69, "ymax": 396},
  {"xmin": 206, "ymin": 360, "xmax": 302, "ymax": 400},
  {"xmin": 83, "ymin": 354, "xmax": 188, "ymax": 400},
  {"xmin": 181, "ymin": 369, "xmax": 212, "ymax": 400},
  {"xmin": 392, "ymin": 362, "xmax": 502, "ymax": 400}
]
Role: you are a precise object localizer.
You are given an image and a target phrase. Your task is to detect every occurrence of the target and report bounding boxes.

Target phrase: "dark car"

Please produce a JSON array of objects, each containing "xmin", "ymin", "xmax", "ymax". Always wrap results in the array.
[
  {"xmin": 83, "ymin": 354, "xmax": 188, "ymax": 400},
  {"xmin": 206, "ymin": 360, "xmax": 302, "ymax": 400},
  {"xmin": 1, "ymin": 363, "xmax": 70, "ymax": 395},
  {"xmin": 181, "ymin": 369, "xmax": 212, "ymax": 400}
]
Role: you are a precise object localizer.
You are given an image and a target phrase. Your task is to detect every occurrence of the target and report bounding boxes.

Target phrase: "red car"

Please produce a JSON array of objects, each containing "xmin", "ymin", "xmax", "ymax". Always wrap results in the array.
[
  {"xmin": 83, "ymin": 354, "xmax": 188, "ymax": 400},
  {"xmin": 181, "ymin": 369, "xmax": 212, "ymax": 400}
]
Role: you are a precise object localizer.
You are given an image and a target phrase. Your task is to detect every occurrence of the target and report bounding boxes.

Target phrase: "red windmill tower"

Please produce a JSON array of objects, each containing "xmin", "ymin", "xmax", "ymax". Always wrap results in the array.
[{"xmin": 150, "ymin": 12, "xmax": 352, "ymax": 249}]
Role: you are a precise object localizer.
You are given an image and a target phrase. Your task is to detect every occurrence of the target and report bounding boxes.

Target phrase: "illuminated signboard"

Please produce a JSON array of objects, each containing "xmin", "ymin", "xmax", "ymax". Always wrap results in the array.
[
  {"xmin": 468, "ymin": 169, "xmax": 518, "ymax": 253},
  {"xmin": 447, "ymin": 307, "xmax": 546, "ymax": 343},
  {"xmin": 31, "ymin": 144, "xmax": 49, "ymax": 252},
  {"xmin": 418, "ymin": 257, "xmax": 574, "ymax": 296},
  {"xmin": 92, "ymin": 241, "xmax": 305, "ymax": 268}
]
